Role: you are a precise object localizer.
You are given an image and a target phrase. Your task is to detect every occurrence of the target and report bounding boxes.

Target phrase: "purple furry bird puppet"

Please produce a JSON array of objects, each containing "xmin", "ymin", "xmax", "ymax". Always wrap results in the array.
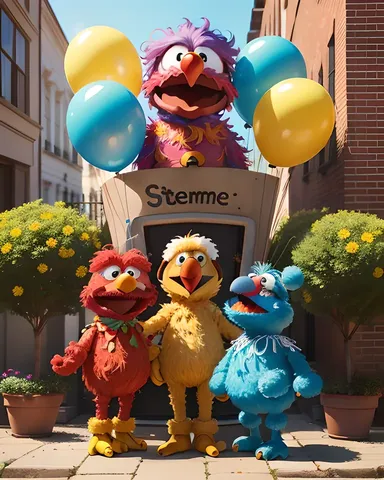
[{"xmin": 134, "ymin": 18, "xmax": 250, "ymax": 170}]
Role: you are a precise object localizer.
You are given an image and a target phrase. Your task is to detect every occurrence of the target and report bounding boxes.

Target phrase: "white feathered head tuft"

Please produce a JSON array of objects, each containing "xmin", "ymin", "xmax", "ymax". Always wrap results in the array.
[{"xmin": 162, "ymin": 233, "xmax": 219, "ymax": 262}]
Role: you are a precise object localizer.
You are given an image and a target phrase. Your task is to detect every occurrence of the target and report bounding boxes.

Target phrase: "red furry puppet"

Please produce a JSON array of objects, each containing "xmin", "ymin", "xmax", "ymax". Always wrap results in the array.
[{"xmin": 51, "ymin": 248, "xmax": 158, "ymax": 457}]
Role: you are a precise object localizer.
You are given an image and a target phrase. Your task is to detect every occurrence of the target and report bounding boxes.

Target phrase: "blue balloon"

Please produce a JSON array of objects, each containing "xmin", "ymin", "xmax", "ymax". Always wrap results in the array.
[
  {"xmin": 233, "ymin": 36, "xmax": 307, "ymax": 125},
  {"xmin": 66, "ymin": 80, "xmax": 146, "ymax": 172}
]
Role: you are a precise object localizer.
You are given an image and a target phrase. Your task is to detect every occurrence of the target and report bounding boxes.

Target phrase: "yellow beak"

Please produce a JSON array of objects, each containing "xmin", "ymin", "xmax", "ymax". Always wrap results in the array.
[{"xmin": 106, "ymin": 273, "xmax": 137, "ymax": 294}]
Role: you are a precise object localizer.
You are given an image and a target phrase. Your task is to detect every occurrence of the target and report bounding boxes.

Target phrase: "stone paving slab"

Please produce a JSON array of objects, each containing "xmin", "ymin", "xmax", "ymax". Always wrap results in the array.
[
  {"xmin": 76, "ymin": 455, "xmax": 140, "ymax": 475},
  {"xmin": 2, "ymin": 443, "xmax": 88, "ymax": 478},
  {"xmin": 134, "ymin": 458, "xmax": 207, "ymax": 479},
  {"xmin": 1, "ymin": 414, "xmax": 384, "ymax": 478},
  {"xmin": 0, "ymin": 442, "xmax": 42, "ymax": 464},
  {"xmin": 73, "ymin": 476, "xmax": 132, "ymax": 480},
  {"xmin": 207, "ymin": 456, "xmax": 271, "ymax": 475},
  {"xmin": 211, "ymin": 475, "xmax": 272, "ymax": 479}
]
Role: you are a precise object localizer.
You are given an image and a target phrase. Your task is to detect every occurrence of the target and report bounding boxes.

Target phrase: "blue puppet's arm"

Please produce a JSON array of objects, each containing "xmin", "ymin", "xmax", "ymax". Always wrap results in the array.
[
  {"xmin": 286, "ymin": 349, "xmax": 323, "ymax": 399},
  {"xmin": 209, "ymin": 348, "xmax": 234, "ymax": 397}
]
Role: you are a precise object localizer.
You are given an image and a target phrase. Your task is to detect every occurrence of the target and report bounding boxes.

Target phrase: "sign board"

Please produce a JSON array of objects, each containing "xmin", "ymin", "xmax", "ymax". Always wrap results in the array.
[{"xmin": 102, "ymin": 168, "xmax": 279, "ymax": 265}]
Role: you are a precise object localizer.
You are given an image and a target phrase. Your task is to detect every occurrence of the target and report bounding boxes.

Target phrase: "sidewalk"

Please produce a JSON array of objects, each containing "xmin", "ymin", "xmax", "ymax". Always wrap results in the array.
[{"xmin": 0, "ymin": 414, "xmax": 383, "ymax": 479}]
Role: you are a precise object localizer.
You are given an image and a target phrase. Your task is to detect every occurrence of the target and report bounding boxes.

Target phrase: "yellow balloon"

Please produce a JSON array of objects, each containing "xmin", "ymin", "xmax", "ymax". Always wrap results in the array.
[
  {"xmin": 64, "ymin": 26, "xmax": 142, "ymax": 96},
  {"xmin": 253, "ymin": 78, "xmax": 336, "ymax": 168}
]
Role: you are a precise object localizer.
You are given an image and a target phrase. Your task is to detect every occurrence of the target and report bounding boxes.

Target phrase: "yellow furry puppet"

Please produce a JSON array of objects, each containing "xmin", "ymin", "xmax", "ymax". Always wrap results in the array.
[{"xmin": 141, "ymin": 233, "xmax": 242, "ymax": 457}]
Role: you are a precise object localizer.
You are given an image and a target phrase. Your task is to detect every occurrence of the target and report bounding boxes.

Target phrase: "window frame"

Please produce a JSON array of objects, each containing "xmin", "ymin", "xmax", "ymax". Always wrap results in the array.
[
  {"xmin": 0, "ymin": 8, "xmax": 29, "ymax": 114},
  {"xmin": 318, "ymin": 33, "xmax": 337, "ymax": 174}
]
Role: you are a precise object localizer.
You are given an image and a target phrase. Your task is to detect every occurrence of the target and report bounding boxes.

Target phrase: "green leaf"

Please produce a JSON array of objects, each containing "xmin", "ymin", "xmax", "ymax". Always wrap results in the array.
[
  {"xmin": 121, "ymin": 324, "xmax": 128, "ymax": 334},
  {"xmin": 130, "ymin": 334, "xmax": 138, "ymax": 348}
]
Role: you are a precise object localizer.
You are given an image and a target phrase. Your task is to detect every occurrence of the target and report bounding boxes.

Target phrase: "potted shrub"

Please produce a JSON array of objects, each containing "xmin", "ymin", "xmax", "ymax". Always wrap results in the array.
[
  {"xmin": 292, "ymin": 210, "xmax": 384, "ymax": 440},
  {"xmin": 0, "ymin": 370, "xmax": 69, "ymax": 437},
  {"xmin": 0, "ymin": 200, "xmax": 100, "ymax": 436}
]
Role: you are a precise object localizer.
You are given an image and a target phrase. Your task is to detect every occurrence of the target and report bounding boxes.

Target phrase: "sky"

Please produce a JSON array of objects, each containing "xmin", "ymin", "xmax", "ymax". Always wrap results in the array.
[{"xmin": 49, "ymin": 0, "xmax": 258, "ymax": 162}]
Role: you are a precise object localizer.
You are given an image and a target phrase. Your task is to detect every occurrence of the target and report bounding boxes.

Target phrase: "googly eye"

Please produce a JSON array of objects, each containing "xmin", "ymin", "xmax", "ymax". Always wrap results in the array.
[
  {"xmin": 260, "ymin": 273, "xmax": 276, "ymax": 291},
  {"xmin": 194, "ymin": 252, "xmax": 207, "ymax": 267},
  {"xmin": 124, "ymin": 266, "xmax": 141, "ymax": 279},
  {"xmin": 248, "ymin": 273, "xmax": 257, "ymax": 278},
  {"xmin": 194, "ymin": 46, "xmax": 224, "ymax": 73},
  {"xmin": 176, "ymin": 253, "xmax": 188, "ymax": 266},
  {"xmin": 101, "ymin": 265, "xmax": 121, "ymax": 281},
  {"xmin": 159, "ymin": 45, "xmax": 189, "ymax": 73}
]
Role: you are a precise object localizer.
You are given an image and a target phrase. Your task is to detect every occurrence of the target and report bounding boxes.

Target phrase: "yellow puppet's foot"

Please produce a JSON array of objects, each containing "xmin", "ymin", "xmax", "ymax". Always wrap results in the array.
[
  {"xmin": 88, "ymin": 434, "xmax": 114, "ymax": 457},
  {"xmin": 111, "ymin": 417, "xmax": 147, "ymax": 451},
  {"xmin": 157, "ymin": 419, "xmax": 192, "ymax": 457},
  {"xmin": 192, "ymin": 419, "xmax": 226, "ymax": 457},
  {"xmin": 87, "ymin": 418, "xmax": 114, "ymax": 457},
  {"xmin": 88, "ymin": 417, "xmax": 113, "ymax": 435},
  {"xmin": 150, "ymin": 357, "xmax": 165, "ymax": 386}
]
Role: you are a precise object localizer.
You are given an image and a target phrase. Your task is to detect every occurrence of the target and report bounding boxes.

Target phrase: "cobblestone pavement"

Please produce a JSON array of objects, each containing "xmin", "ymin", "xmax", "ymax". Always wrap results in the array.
[{"xmin": 0, "ymin": 414, "xmax": 383, "ymax": 479}]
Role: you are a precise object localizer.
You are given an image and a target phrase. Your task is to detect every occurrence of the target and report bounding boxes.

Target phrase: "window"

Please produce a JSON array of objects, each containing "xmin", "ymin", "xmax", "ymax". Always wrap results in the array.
[
  {"xmin": 54, "ymin": 96, "xmax": 61, "ymax": 156},
  {"xmin": 44, "ymin": 85, "xmax": 51, "ymax": 149},
  {"xmin": 318, "ymin": 65, "xmax": 326, "ymax": 167},
  {"xmin": 0, "ymin": 162, "xmax": 12, "ymax": 211},
  {"xmin": 0, "ymin": 10, "xmax": 28, "ymax": 113},
  {"xmin": 72, "ymin": 146, "xmax": 78, "ymax": 165},
  {"xmin": 327, "ymin": 34, "xmax": 336, "ymax": 164},
  {"xmin": 62, "ymin": 187, "xmax": 68, "ymax": 203},
  {"xmin": 328, "ymin": 34, "xmax": 335, "ymax": 102},
  {"xmin": 42, "ymin": 181, "xmax": 51, "ymax": 204},
  {"xmin": 55, "ymin": 184, "xmax": 61, "ymax": 201}
]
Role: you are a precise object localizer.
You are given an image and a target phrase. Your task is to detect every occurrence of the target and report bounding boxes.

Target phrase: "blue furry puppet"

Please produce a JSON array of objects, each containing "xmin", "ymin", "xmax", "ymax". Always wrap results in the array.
[{"xmin": 209, "ymin": 263, "xmax": 323, "ymax": 461}]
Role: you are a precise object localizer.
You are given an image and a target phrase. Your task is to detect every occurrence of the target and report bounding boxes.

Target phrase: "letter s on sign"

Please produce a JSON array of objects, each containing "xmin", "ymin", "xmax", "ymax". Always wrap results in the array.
[{"xmin": 146, "ymin": 184, "xmax": 162, "ymax": 208}]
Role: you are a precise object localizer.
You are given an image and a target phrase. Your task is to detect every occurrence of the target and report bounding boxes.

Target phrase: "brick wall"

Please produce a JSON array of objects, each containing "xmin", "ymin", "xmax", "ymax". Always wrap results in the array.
[
  {"xmin": 256, "ymin": 0, "xmax": 384, "ymax": 395},
  {"xmin": 344, "ymin": 1, "xmax": 384, "ymax": 216}
]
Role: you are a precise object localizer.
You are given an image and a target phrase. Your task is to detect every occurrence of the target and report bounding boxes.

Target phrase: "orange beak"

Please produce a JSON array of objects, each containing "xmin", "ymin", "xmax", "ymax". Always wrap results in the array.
[
  {"xmin": 180, "ymin": 257, "xmax": 202, "ymax": 293},
  {"xmin": 180, "ymin": 52, "xmax": 205, "ymax": 87},
  {"xmin": 105, "ymin": 273, "xmax": 137, "ymax": 294}
]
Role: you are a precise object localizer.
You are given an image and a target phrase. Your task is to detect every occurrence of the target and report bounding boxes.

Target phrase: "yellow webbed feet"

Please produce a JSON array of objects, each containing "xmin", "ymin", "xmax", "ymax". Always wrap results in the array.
[
  {"xmin": 157, "ymin": 419, "xmax": 193, "ymax": 456},
  {"xmin": 157, "ymin": 434, "xmax": 192, "ymax": 456},
  {"xmin": 87, "ymin": 418, "xmax": 114, "ymax": 457},
  {"xmin": 111, "ymin": 417, "xmax": 147, "ymax": 452},
  {"xmin": 192, "ymin": 419, "xmax": 226, "ymax": 457},
  {"xmin": 88, "ymin": 434, "xmax": 114, "ymax": 457}
]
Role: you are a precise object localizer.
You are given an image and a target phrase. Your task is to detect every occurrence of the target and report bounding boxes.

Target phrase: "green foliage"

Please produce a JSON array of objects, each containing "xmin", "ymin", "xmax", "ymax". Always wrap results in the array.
[
  {"xmin": 323, "ymin": 375, "xmax": 384, "ymax": 396},
  {"xmin": 292, "ymin": 210, "xmax": 384, "ymax": 324},
  {"xmin": 0, "ymin": 374, "xmax": 70, "ymax": 395},
  {"xmin": 268, "ymin": 208, "xmax": 328, "ymax": 270},
  {"xmin": 0, "ymin": 200, "xmax": 101, "ymax": 321}
]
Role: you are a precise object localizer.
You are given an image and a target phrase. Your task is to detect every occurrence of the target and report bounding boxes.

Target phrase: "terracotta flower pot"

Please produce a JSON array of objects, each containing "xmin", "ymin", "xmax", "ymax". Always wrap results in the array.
[
  {"xmin": 320, "ymin": 392, "xmax": 380, "ymax": 440},
  {"xmin": 2, "ymin": 393, "xmax": 64, "ymax": 438}
]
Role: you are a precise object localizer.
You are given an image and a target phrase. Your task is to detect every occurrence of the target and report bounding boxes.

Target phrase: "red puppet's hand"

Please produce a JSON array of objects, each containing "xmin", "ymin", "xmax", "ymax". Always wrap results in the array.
[{"xmin": 51, "ymin": 354, "xmax": 77, "ymax": 376}]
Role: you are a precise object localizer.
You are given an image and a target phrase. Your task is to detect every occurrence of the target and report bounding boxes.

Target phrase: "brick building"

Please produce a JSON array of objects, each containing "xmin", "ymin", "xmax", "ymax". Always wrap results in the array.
[{"xmin": 248, "ymin": 0, "xmax": 384, "ymax": 419}]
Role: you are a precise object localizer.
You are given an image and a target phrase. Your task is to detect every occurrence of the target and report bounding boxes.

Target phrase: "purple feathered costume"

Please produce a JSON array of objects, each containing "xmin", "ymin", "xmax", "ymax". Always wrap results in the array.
[{"xmin": 134, "ymin": 18, "xmax": 250, "ymax": 170}]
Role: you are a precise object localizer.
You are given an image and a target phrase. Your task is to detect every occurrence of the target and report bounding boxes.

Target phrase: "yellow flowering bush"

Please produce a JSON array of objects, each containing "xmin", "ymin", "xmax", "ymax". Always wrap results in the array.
[
  {"xmin": 292, "ymin": 210, "xmax": 384, "ymax": 385},
  {"xmin": 268, "ymin": 208, "xmax": 329, "ymax": 270},
  {"xmin": 0, "ymin": 200, "xmax": 102, "ymax": 377}
]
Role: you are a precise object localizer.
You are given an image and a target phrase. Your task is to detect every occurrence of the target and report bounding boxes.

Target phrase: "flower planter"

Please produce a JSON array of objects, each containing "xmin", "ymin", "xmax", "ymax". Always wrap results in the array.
[
  {"xmin": 320, "ymin": 393, "xmax": 380, "ymax": 440},
  {"xmin": 3, "ymin": 393, "xmax": 64, "ymax": 438}
]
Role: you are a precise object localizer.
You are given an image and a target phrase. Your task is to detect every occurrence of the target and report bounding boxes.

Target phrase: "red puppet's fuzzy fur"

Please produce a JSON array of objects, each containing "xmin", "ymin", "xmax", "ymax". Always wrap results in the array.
[{"xmin": 51, "ymin": 248, "xmax": 158, "ymax": 418}]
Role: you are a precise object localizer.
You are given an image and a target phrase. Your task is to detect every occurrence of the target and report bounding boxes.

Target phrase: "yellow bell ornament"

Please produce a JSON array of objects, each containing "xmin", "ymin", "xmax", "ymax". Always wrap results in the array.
[
  {"xmin": 64, "ymin": 26, "xmax": 142, "ymax": 96},
  {"xmin": 253, "ymin": 78, "xmax": 336, "ymax": 168}
]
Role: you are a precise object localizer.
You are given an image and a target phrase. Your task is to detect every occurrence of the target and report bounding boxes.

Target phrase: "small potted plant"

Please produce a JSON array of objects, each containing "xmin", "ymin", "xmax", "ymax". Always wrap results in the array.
[
  {"xmin": 292, "ymin": 210, "xmax": 384, "ymax": 439},
  {"xmin": 0, "ymin": 200, "xmax": 100, "ymax": 436},
  {"xmin": 0, "ymin": 370, "xmax": 69, "ymax": 437}
]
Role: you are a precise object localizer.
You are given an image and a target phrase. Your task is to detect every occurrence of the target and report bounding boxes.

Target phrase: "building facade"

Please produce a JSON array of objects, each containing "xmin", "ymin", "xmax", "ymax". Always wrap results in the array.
[
  {"xmin": 41, "ymin": 0, "xmax": 82, "ymax": 205},
  {"xmin": 249, "ymin": 0, "xmax": 384, "ymax": 418},
  {"xmin": 0, "ymin": 0, "xmax": 41, "ymax": 210}
]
